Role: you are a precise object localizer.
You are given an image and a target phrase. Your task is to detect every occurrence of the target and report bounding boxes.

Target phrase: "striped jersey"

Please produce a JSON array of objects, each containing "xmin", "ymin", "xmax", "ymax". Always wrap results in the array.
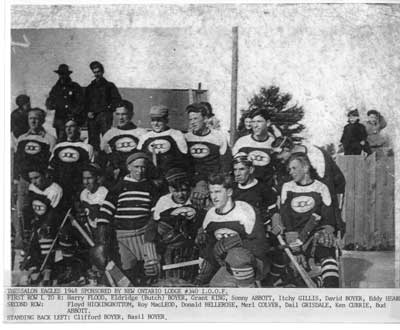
[{"xmin": 97, "ymin": 176, "xmax": 159, "ymax": 230}]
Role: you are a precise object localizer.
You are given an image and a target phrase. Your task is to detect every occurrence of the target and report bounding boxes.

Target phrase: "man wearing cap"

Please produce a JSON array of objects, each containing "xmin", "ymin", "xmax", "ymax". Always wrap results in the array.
[
  {"xmin": 85, "ymin": 61, "xmax": 122, "ymax": 151},
  {"xmin": 138, "ymin": 105, "xmax": 189, "ymax": 177},
  {"xmin": 14, "ymin": 108, "xmax": 57, "ymax": 249},
  {"xmin": 101, "ymin": 100, "xmax": 147, "ymax": 180},
  {"xmin": 364, "ymin": 109, "xmax": 388, "ymax": 151},
  {"xmin": 97, "ymin": 152, "xmax": 161, "ymax": 283},
  {"xmin": 49, "ymin": 118, "xmax": 94, "ymax": 203},
  {"xmin": 152, "ymin": 168, "xmax": 204, "ymax": 280},
  {"xmin": 46, "ymin": 64, "xmax": 84, "ymax": 141},
  {"xmin": 232, "ymin": 109, "xmax": 276, "ymax": 186},
  {"xmin": 11, "ymin": 94, "xmax": 31, "ymax": 140}
]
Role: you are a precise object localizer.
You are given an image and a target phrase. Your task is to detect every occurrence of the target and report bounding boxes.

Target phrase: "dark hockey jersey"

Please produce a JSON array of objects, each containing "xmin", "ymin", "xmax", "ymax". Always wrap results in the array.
[
  {"xmin": 280, "ymin": 179, "xmax": 336, "ymax": 233},
  {"xmin": 202, "ymin": 201, "xmax": 269, "ymax": 260},
  {"xmin": 97, "ymin": 176, "xmax": 160, "ymax": 230},
  {"xmin": 14, "ymin": 132, "xmax": 56, "ymax": 180},
  {"xmin": 232, "ymin": 134, "xmax": 275, "ymax": 183},
  {"xmin": 101, "ymin": 123, "xmax": 147, "ymax": 171},
  {"xmin": 49, "ymin": 140, "xmax": 94, "ymax": 197},
  {"xmin": 233, "ymin": 179, "xmax": 278, "ymax": 224},
  {"xmin": 185, "ymin": 130, "xmax": 232, "ymax": 180},
  {"xmin": 138, "ymin": 128, "xmax": 189, "ymax": 175}
]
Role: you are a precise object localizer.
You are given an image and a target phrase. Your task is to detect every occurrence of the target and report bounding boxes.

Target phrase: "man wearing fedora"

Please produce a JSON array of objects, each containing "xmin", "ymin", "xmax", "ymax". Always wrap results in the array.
[{"xmin": 46, "ymin": 64, "xmax": 84, "ymax": 142}]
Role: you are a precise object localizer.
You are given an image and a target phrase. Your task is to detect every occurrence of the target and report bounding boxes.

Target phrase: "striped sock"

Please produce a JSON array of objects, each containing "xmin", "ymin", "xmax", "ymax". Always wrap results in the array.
[{"xmin": 321, "ymin": 258, "xmax": 339, "ymax": 288}]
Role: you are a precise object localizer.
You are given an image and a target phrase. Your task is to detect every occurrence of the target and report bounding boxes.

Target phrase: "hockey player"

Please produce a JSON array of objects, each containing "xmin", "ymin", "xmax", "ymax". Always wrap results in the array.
[
  {"xmin": 232, "ymin": 153, "xmax": 278, "ymax": 228},
  {"xmin": 277, "ymin": 153, "xmax": 339, "ymax": 288},
  {"xmin": 96, "ymin": 152, "xmax": 161, "ymax": 283},
  {"xmin": 195, "ymin": 173, "xmax": 269, "ymax": 287},
  {"xmin": 185, "ymin": 103, "xmax": 232, "ymax": 209},
  {"xmin": 138, "ymin": 105, "xmax": 189, "ymax": 177},
  {"xmin": 152, "ymin": 168, "xmax": 204, "ymax": 280},
  {"xmin": 185, "ymin": 103, "xmax": 232, "ymax": 179},
  {"xmin": 49, "ymin": 118, "xmax": 94, "ymax": 203},
  {"xmin": 232, "ymin": 109, "xmax": 276, "ymax": 186},
  {"xmin": 22, "ymin": 166, "xmax": 65, "ymax": 285},
  {"xmin": 14, "ymin": 108, "xmax": 56, "ymax": 249},
  {"xmin": 101, "ymin": 100, "xmax": 147, "ymax": 180},
  {"xmin": 273, "ymin": 136, "xmax": 346, "ymax": 234}
]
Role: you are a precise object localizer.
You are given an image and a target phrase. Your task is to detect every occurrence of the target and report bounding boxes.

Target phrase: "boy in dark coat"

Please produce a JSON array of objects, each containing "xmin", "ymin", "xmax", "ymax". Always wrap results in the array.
[{"xmin": 340, "ymin": 109, "xmax": 371, "ymax": 155}]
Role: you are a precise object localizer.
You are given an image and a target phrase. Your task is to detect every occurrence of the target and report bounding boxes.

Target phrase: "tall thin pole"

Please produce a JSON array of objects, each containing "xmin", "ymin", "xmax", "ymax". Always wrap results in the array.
[{"xmin": 230, "ymin": 26, "xmax": 239, "ymax": 145}]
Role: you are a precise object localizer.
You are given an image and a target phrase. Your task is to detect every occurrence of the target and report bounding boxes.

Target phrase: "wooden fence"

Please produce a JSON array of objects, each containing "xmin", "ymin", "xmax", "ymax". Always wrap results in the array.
[{"xmin": 336, "ymin": 151, "xmax": 395, "ymax": 249}]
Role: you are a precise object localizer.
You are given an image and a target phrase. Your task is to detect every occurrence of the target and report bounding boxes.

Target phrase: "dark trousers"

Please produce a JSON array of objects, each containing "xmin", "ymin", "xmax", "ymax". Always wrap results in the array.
[
  {"xmin": 53, "ymin": 118, "xmax": 66, "ymax": 142},
  {"xmin": 87, "ymin": 112, "xmax": 113, "ymax": 151}
]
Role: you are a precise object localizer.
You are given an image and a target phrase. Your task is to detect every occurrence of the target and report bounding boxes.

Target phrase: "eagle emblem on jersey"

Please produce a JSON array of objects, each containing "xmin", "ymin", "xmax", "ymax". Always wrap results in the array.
[
  {"xmin": 149, "ymin": 139, "xmax": 171, "ymax": 154},
  {"xmin": 189, "ymin": 143, "xmax": 210, "ymax": 158},
  {"xmin": 290, "ymin": 196, "xmax": 315, "ymax": 213},
  {"xmin": 32, "ymin": 199, "xmax": 47, "ymax": 216},
  {"xmin": 115, "ymin": 136, "xmax": 137, "ymax": 152},
  {"xmin": 58, "ymin": 147, "xmax": 80, "ymax": 163},
  {"xmin": 247, "ymin": 150, "xmax": 271, "ymax": 166},
  {"xmin": 214, "ymin": 228, "xmax": 239, "ymax": 240},
  {"xmin": 24, "ymin": 141, "xmax": 41, "ymax": 155}
]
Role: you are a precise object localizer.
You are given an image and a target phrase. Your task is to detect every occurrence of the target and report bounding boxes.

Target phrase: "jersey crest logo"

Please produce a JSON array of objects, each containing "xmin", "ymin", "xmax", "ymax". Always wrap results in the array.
[
  {"xmin": 214, "ymin": 228, "xmax": 239, "ymax": 240},
  {"xmin": 115, "ymin": 136, "xmax": 137, "ymax": 152},
  {"xmin": 189, "ymin": 143, "xmax": 210, "ymax": 158},
  {"xmin": 24, "ymin": 141, "xmax": 41, "ymax": 155},
  {"xmin": 32, "ymin": 200, "xmax": 47, "ymax": 216},
  {"xmin": 58, "ymin": 147, "xmax": 80, "ymax": 163},
  {"xmin": 149, "ymin": 139, "xmax": 171, "ymax": 154},
  {"xmin": 291, "ymin": 196, "xmax": 315, "ymax": 213},
  {"xmin": 248, "ymin": 150, "xmax": 271, "ymax": 166}
]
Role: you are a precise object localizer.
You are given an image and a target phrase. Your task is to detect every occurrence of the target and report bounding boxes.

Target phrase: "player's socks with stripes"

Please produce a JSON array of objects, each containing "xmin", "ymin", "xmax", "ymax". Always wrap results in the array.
[{"xmin": 321, "ymin": 258, "xmax": 339, "ymax": 288}]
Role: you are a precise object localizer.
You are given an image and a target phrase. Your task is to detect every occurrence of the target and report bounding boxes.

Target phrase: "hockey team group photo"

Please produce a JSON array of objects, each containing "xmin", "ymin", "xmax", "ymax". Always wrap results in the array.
[{"xmin": 9, "ymin": 4, "xmax": 396, "ymax": 289}]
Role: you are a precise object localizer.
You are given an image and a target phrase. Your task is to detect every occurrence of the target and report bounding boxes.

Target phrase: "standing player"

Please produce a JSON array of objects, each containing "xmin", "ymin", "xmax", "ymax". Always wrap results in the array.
[
  {"xmin": 232, "ymin": 109, "xmax": 276, "ymax": 186},
  {"xmin": 49, "ymin": 118, "xmax": 94, "ymax": 203},
  {"xmin": 96, "ymin": 152, "xmax": 161, "ymax": 283},
  {"xmin": 101, "ymin": 100, "xmax": 147, "ymax": 180},
  {"xmin": 138, "ymin": 105, "xmax": 189, "ymax": 176}
]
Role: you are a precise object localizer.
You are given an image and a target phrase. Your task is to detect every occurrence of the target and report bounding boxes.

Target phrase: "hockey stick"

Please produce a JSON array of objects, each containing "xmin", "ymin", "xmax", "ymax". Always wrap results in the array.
[
  {"xmin": 162, "ymin": 258, "xmax": 201, "ymax": 271},
  {"xmin": 39, "ymin": 208, "xmax": 72, "ymax": 273},
  {"xmin": 70, "ymin": 216, "xmax": 133, "ymax": 287},
  {"xmin": 277, "ymin": 234, "xmax": 316, "ymax": 288}
]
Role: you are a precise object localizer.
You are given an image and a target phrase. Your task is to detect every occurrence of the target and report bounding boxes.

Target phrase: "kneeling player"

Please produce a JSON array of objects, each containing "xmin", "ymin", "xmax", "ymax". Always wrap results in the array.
[
  {"xmin": 152, "ymin": 168, "xmax": 204, "ymax": 280},
  {"xmin": 276, "ymin": 153, "xmax": 339, "ymax": 288},
  {"xmin": 195, "ymin": 173, "xmax": 269, "ymax": 287}
]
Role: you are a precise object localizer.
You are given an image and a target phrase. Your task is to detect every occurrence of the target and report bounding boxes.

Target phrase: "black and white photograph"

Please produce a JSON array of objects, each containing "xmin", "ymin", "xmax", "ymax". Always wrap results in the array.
[{"xmin": 4, "ymin": 1, "xmax": 400, "ymax": 323}]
